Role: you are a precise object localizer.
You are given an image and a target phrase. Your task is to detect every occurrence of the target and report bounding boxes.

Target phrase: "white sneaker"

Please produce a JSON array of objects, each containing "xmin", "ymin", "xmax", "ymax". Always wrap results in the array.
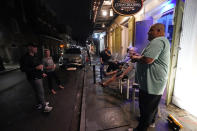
[
  {"xmin": 35, "ymin": 102, "xmax": 49, "ymax": 110},
  {"xmin": 43, "ymin": 105, "xmax": 53, "ymax": 112},
  {"xmin": 149, "ymin": 123, "xmax": 156, "ymax": 128},
  {"xmin": 35, "ymin": 104, "xmax": 42, "ymax": 110},
  {"xmin": 45, "ymin": 102, "xmax": 49, "ymax": 106}
]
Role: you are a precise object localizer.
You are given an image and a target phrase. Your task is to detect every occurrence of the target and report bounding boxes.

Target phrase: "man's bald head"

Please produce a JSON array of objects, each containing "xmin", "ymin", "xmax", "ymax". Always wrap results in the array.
[
  {"xmin": 152, "ymin": 23, "xmax": 165, "ymax": 35},
  {"xmin": 148, "ymin": 23, "xmax": 165, "ymax": 41}
]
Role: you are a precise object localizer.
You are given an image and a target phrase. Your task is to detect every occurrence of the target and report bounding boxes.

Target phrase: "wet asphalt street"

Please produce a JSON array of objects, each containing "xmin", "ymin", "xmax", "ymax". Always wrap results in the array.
[{"xmin": 0, "ymin": 68, "xmax": 85, "ymax": 131}]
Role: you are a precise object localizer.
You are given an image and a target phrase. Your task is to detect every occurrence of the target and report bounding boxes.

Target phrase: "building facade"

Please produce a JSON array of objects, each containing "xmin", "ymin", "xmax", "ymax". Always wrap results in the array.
[{"xmin": 92, "ymin": 0, "xmax": 197, "ymax": 117}]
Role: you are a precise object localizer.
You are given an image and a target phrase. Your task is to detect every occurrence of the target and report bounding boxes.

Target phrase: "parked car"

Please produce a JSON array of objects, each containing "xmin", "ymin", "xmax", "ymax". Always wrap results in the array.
[{"xmin": 59, "ymin": 47, "xmax": 86, "ymax": 70}]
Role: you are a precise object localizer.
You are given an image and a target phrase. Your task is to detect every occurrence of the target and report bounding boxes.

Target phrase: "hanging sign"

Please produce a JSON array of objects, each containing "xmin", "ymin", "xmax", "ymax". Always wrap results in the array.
[{"xmin": 112, "ymin": 0, "xmax": 143, "ymax": 16}]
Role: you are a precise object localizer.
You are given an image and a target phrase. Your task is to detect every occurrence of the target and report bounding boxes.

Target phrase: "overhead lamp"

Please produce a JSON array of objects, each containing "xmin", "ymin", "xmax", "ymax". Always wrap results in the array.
[
  {"xmin": 60, "ymin": 44, "xmax": 64, "ymax": 48},
  {"xmin": 102, "ymin": 10, "xmax": 107, "ymax": 16},
  {"xmin": 93, "ymin": 33, "xmax": 99, "ymax": 38},
  {"xmin": 102, "ymin": 23, "xmax": 105, "ymax": 28},
  {"xmin": 110, "ymin": 9, "xmax": 113, "ymax": 16}
]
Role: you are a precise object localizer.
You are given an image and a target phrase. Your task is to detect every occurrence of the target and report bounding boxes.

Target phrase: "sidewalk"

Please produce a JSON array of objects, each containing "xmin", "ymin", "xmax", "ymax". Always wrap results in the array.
[
  {"xmin": 80, "ymin": 57, "xmax": 197, "ymax": 131},
  {"xmin": 0, "ymin": 63, "xmax": 20, "ymax": 75}
]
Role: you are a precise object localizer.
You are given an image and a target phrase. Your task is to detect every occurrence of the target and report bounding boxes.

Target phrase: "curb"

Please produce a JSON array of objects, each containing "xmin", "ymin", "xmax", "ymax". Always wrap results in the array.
[
  {"xmin": 0, "ymin": 68, "xmax": 19, "ymax": 75},
  {"xmin": 80, "ymin": 66, "xmax": 87, "ymax": 131},
  {"xmin": 69, "ymin": 67, "xmax": 86, "ymax": 131}
]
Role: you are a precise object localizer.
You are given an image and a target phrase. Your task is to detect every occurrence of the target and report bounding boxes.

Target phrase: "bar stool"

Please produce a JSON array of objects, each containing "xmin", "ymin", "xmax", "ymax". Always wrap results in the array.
[
  {"xmin": 118, "ymin": 76, "xmax": 130, "ymax": 96},
  {"xmin": 118, "ymin": 79, "xmax": 140, "ymax": 113},
  {"xmin": 131, "ymin": 83, "xmax": 140, "ymax": 113}
]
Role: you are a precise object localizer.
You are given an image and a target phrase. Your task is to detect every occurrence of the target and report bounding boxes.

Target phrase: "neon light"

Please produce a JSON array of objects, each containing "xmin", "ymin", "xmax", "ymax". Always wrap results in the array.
[
  {"xmin": 161, "ymin": 0, "xmax": 176, "ymax": 14},
  {"xmin": 161, "ymin": 4, "xmax": 175, "ymax": 13}
]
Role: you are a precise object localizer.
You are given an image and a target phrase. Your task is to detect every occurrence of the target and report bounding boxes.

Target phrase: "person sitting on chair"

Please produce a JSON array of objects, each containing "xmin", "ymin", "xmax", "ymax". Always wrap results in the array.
[
  {"xmin": 100, "ymin": 47, "xmax": 136, "ymax": 87},
  {"xmin": 103, "ymin": 46, "xmax": 136, "ymax": 77},
  {"xmin": 100, "ymin": 47, "xmax": 112, "ymax": 78}
]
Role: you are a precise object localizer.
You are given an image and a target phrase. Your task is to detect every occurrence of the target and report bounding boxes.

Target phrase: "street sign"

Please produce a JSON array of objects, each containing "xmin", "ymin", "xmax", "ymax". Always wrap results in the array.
[{"xmin": 112, "ymin": 0, "xmax": 143, "ymax": 16}]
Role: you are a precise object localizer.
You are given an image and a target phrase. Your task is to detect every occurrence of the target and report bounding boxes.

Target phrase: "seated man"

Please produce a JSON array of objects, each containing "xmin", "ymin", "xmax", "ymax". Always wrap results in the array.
[
  {"xmin": 100, "ymin": 47, "xmax": 111, "ymax": 78},
  {"xmin": 103, "ymin": 47, "xmax": 133, "ymax": 77},
  {"xmin": 104, "ymin": 61, "xmax": 123, "ymax": 76},
  {"xmin": 100, "ymin": 47, "xmax": 137, "ymax": 87},
  {"xmin": 100, "ymin": 63, "xmax": 133, "ymax": 87}
]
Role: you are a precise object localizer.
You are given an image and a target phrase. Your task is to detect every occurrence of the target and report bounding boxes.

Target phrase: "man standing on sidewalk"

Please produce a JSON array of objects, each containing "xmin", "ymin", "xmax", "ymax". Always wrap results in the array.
[
  {"xmin": 129, "ymin": 23, "xmax": 170, "ymax": 131},
  {"xmin": 20, "ymin": 43, "xmax": 53, "ymax": 112},
  {"xmin": 42, "ymin": 49, "xmax": 64, "ymax": 95}
]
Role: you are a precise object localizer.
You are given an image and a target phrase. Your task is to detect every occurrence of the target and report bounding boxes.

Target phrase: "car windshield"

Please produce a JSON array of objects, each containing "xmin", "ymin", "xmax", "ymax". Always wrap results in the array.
[{"xmin": 65, "ymin": 48, "xmax": 81, "ymax": 54}]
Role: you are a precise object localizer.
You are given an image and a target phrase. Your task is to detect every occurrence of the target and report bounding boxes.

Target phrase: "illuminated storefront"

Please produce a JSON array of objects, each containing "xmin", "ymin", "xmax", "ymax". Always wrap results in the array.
[
  {"xmin": 132, "ymin": 0, "xmax": 197, "ymax": 117},
  {"xmin": 97, "ymin": 0, "xmax": 197, "ymax": 117}
]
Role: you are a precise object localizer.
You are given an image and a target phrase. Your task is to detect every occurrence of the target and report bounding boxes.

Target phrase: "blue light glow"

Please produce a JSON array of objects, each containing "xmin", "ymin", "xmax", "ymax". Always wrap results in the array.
[
  {"xmin": 92, "ymin": 33, "xmax": 99, "ymax": 39},
  {"xmin": 161, "ymin": 3, "xmax": 175, "ymax": 13},
  {"xmin": 161, "ymin": 0, "xmax": 176, "ymax": 14}
]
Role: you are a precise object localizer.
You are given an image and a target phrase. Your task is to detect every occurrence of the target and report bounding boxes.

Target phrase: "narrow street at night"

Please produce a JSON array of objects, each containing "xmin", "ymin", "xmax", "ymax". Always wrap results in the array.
[
  {"xmin": 1, "ymin": 0, "xmax": 197, "ymax": 131},
  {"xmin": 1, "ymin": 68, "xmax": 85, "ymax": 131}
]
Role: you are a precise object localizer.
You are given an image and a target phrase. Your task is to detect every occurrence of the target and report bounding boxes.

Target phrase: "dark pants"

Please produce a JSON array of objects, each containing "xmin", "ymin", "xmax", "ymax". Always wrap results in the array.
[
  {"xmin": 100, "ymin": 61, "xmax": 119, "ymax": 79},
  {"xmin": 136, "ymin": 90, "xmax": 162, "ymax": 131},
  {"xmin": 106, "ymin": 62, "xmax": 119, "ymax": 72},
  {"xmin": 46, "ymin": 71, "xmax": 61, "ymax": 90},
  {"xmin": 100, "ymin": 62, "xmax": 109, "ymax": 79},
  {"xmin": 29, "ymin": 79, "xmax": 46, "ymax": 107}
]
